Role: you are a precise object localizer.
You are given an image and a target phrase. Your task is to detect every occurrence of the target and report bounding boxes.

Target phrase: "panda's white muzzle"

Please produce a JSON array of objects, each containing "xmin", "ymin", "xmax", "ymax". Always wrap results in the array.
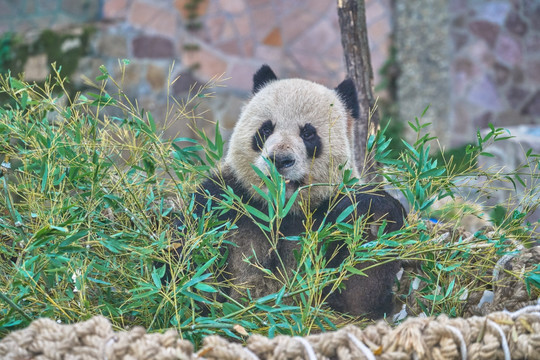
[{"xmin": 254, "ymin": 133, "xmax": 307, "ymax": 187}]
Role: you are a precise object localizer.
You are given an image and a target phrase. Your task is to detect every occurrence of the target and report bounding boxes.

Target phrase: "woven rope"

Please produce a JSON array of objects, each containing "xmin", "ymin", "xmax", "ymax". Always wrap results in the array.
[
  {"xmin": 0, "ymin": 316, "xmax": 194, "ymax": 360},
  {"xmin": 1, "ymin": 304, "xmax": 539, "ymax": 360}
]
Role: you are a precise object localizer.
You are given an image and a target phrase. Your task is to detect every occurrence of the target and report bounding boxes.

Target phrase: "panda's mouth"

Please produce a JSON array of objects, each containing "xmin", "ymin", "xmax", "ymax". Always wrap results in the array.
[{"xmin": 284, "ymin": 178, "xmax": 303, "ymax": 190}]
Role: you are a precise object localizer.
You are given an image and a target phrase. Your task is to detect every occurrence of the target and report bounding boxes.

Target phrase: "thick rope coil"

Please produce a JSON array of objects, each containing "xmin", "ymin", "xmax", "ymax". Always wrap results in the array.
[
  {"xmin": 0, "ymin": 316, "xmax": 194, "ymax": 360},
  {"xmin": 347, "ymin": 333, "xmax": 376, "ymax": 360},
  {"xmin": 486, "ymin": 319, "xmax": 511, "ymax": 360},
  {"xmin": 294, "ymin": 336, "xmax": 317, "ymax": 360},
  {"xmin": 2, "ymin": 304, "xmax": 540, "ymax": 360},
  {"xmin": 443, "ymin": 324, "xmax": 467, "ymax": 360}
]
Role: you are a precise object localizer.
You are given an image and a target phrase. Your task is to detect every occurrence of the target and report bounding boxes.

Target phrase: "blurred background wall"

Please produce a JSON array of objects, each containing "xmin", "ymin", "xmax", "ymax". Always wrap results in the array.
[{"xmin": 0, "ymin": 0, "xmax": 539, "ymax": 151}]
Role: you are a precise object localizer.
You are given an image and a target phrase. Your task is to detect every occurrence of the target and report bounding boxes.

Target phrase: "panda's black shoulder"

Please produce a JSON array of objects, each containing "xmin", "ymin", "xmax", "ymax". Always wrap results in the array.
[
  {"xmin": 352, "ymin": 186, "xmax": 406, "ymax": 231},
  {"xmin": 314, "ymin": 185, "xmax": 406, "ymax": 231},
  {"xmin": 188, "ymin": 170, "xmax": 253, "ymax": 219}
]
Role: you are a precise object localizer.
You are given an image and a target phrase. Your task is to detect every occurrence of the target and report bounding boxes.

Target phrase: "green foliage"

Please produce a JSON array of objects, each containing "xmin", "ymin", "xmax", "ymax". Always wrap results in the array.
[
  {"xmin": 379, "ymin": 114, "xmax": 476, "ymax": 175},
  {"xmin": 0, "ymin": 33, "xmax": 16, "ymax": 74},
  {"xmin": 0, "ymin": 64, "xmax": 538, "ymax": 345},
  {"xmin": 0, "ymin": 64, "xmax": 227, "ymax": 340},
  {"xmin": 369, "ymin": 107, "xmax": 539, "ymax": 316},
  {"xmin": 36, "ymin": 28, "xmax": 94, "ymax": 79},
  {"xmin": 0, "ymin": 27, "xmax": 94, "ymax": 108},
  {"xmin": 525, "ymin": 264, "xmax": 540, "ymax": 295}
]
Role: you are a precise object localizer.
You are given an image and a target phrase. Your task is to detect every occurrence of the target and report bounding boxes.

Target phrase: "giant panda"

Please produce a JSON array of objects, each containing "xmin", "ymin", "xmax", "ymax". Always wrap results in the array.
[{"xmin": 175, "ymin": 65, "xmax": 406, "ymax": 319}]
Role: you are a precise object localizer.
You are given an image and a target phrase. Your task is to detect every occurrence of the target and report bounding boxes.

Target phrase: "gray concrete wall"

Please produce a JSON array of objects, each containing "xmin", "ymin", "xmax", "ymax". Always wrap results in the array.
[{"xmin": 395, "ymin": 0, "xmax": 452, "ymax": 146}]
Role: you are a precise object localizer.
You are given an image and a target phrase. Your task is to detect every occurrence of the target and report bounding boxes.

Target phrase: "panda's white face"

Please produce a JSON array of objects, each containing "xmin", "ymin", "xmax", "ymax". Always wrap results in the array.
[{"xmin": 224, "ymin": 76, "xmax": 359, "ymax": 209}]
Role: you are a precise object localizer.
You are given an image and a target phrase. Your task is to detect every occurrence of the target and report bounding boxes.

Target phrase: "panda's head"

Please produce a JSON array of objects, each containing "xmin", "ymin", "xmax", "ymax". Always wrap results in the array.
[{"xmin": 224, "ymin": 65, "xmax": 360, "ymax": 209}]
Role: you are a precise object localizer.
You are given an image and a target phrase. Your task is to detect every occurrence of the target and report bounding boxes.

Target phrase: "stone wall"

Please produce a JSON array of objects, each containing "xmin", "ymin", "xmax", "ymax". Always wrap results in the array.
[
  {"xmin": 2, "ymin": 0, "xmax": 538, "ymax": 150},
  {"xmin": 396, "ymin": 0, "xmax": 540, "ymax": 148},
  {"xmin": 0, "ymin": 0, "xmax": 394, "ymax": 142},
  {"xmin": 449, "ymin": 0, "xmax": 540, "ymax": 146},
  {"xmin": 0, "ymin": 0, "xmax": 100, "ymax": 34}
]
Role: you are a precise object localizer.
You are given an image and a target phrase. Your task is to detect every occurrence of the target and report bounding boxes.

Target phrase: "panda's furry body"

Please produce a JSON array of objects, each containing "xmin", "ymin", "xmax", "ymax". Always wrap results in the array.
[{"xmin": 177, "ymin": 65, "xmax": 406, "ymax": 319}]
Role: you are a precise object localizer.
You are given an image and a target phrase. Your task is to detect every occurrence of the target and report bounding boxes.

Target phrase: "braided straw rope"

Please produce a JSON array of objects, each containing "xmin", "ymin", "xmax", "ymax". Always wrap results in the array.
[{"xmin": 1, "ymin": 303, "xmax": 539, "ymax": 360}]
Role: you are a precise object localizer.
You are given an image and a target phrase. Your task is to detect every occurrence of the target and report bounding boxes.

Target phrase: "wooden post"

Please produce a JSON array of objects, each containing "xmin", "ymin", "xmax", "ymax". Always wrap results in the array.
[{"xmin": 337, "ymin": 0, "xmax": 379, "ymax": 181}]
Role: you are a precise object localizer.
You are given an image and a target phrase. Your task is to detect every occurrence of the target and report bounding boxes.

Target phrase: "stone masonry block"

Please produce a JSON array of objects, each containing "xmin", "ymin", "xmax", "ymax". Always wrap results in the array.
[
  {"xmin": 175, "ymin": 0, "xmax": 209, "ymax": 19},
  {"xmin": 182, "ymin": 46, "xmax": 227, "ymax": 80},
  {"xmin": 97, "ymin": 33, "xmax": 128, "ymax": 58},
  {"xmin": 468, "ymin": 21, "xmax": 499, "ymax": 48},
  {"xmin": 133, "ymin": 35, "xmax": 175, "ymax": 58},
  {"xmin": 103, "ymin": 0, "xmax": 129, "ymax": 19},
  {"xmin": 128, "ymin": 1, "xmax": 177, "ymax": 37},
  {"xmin": 24, "ymin": 54, "xmax": 49, "ymax": 81},
  {"xmin": 61, "ymin": 0, "xmax": 100, "ymax": 20},
  {"xmin": 146, "ymin": 64, "xmax": 167, "ymax": 91}
]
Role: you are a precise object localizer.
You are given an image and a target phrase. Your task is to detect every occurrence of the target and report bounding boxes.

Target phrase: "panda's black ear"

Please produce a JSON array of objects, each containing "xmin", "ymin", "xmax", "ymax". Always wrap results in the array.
[
  {"xmin": 253, "ymin": 65, "xmax": 278, "ymax": 94},
  {"xmin": 335, "ymin": 78, "xmax": 360, "ymax": 119}
]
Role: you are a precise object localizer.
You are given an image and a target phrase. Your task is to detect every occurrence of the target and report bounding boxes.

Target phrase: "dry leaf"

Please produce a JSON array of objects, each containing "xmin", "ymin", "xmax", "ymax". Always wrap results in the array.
[{"xmin": 233, "ymin": 324, "xmax": 249, "ymax": 336}]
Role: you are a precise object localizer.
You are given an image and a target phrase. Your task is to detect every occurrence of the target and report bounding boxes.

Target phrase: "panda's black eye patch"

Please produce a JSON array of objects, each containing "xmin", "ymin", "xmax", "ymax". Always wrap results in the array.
[
  {"xmin": 252, "ymin": 120, "xmax": 274, "ymax": 152},
  {"xmin": 301, "ymin": 125, "xmax": 315, "ymax": 140},
  {"xmin": 300, "ymin": 123, "xmax": 322, "ymax": 158}
]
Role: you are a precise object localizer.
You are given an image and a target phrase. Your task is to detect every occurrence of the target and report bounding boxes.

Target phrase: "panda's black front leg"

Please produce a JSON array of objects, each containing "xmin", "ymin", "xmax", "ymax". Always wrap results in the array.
[
  {"xmin": 161, "ymin": 175, "xmax": 227, "ymax": 283},
  {"xmin": 171, "ymin": 171, "xmax": 284, "ymax": 301},
  {"xmin": 323, "ymin": 187, "xmax": 406, "ymax": 319}
]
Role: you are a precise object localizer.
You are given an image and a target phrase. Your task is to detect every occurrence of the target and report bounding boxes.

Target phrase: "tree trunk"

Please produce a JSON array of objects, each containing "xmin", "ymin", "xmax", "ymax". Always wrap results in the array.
[{"xmin": 337, "ymin": 0, "xmax": 379, "ymax": 181}]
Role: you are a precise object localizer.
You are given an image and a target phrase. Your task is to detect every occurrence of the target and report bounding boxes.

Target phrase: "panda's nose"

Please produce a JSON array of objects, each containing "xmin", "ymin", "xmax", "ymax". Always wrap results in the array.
[{"xmin": 272, "ymin": 154, "xmax": 295, "ymax": 170}]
